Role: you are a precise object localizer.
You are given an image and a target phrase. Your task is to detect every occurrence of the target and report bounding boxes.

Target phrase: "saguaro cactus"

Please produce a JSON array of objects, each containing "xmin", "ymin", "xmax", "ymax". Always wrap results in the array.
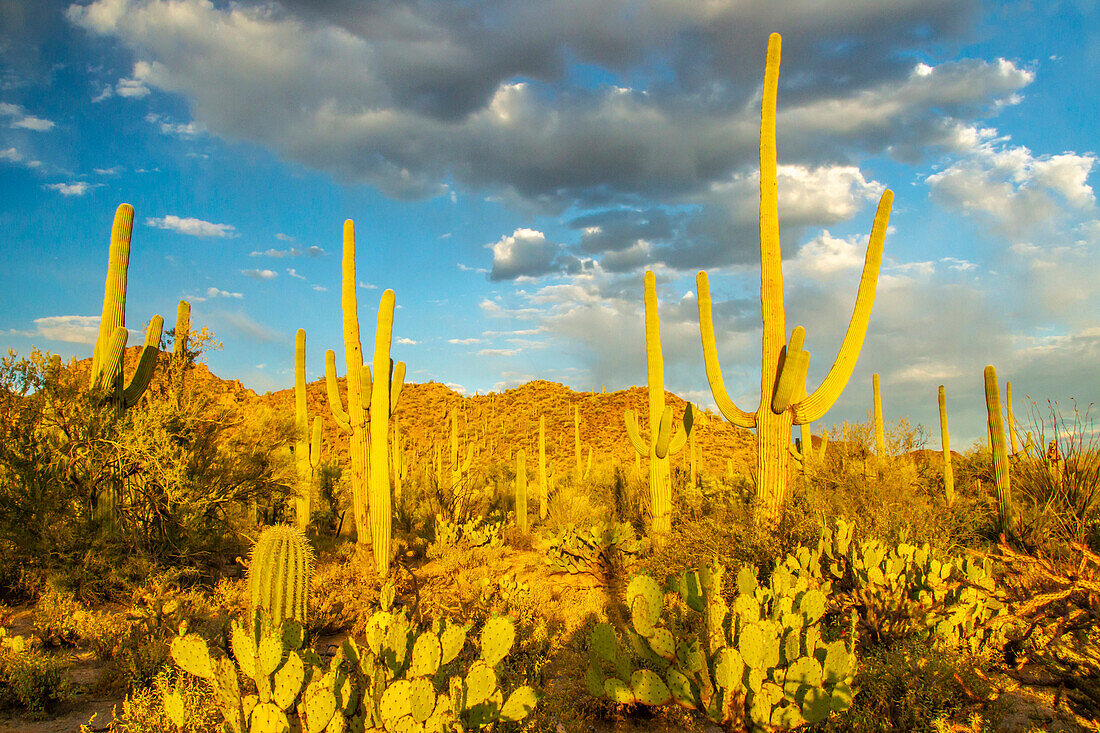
[
  {"xmin": 873, "ymin": 373, "xmax": 886, "ymax": 458},
  {"xmin": 789, "ymin": 380, "xmax": 828, "ymax": 475},
  {"xmin": 170, "ymin": 299, "xmax": 191, "ymax": 406},
  {"xmin": 515, "ymin": 449, "xmax": 528, "ymax": 533},
  {"xmin": 89, "ymin": 203, "xmax": 164, "ymax": 408},
  {"xmin": 697, "ymin": 33, "xmax": 893, "ymax": 528},
  {"xmin": 938, "ymin": 385, "xmax": 954, "ymax": 506},
  {"xmin": 625, "ymin": 271, "xmax": 693, "ymax": 542},
  {"xmin": 294, "ymin": 329, "xmax": 322, "ymax": 531},
  {"xmin": 538, "ymin": 415, "xmax": 548, "ymax": 520},
  {"xmin": 984, "ymin": 366, "xmax": 1014, "ymax": 534},
  {"xmin": 324, "ymin": 221, "xmax": 405, "ymax": 576},
  {"xmin": 574, "ymin": 405, "xmax": 584, "ymax": 482},
  {"xmin": 248, "ymin": 525, "xmax": 313, "ymax": 627},
  {"xmin": 1006, "ymin": 381, "xmax": 1018, "ymax": 455}
]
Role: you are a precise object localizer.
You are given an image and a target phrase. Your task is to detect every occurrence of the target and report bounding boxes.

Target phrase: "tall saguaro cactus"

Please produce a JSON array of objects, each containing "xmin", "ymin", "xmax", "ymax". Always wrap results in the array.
[
  {"xmin": 89, "ymin": 203, "xmax": 164, "ymax": 409},
  {"xmin": 625, "ymin": 270, "xmax": 693, "ymax": 542},
  {"xmin": 984, "ymin": 366, "xmax": 1014, "ymax": 534},
  {"xmin": 324, "ymin": 221, "xmax": 406, "ymax": 576},
  {"xmin": 294, "ymin": 329, "xmax": 322, "ymax": 531},
  {"xmin": 873, "ymin": 373, "xmax": 886, "ymax": 458},
  {"xmin": 697, "ymin": 34, "xmax": 893, "ymax": 528},
  {"xmin": 515, "ymin": 449, "xmax": 528, "ymax": 533},
  {"xmin": 938, "ymin": 385, "xmax": 954, "ymax": 506}
]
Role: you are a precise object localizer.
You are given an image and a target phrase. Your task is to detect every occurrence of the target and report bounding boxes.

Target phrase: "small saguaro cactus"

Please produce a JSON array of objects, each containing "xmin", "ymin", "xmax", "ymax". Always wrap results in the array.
[
  {"xmin": 294, "ymin": 329, "xmax": 322, "ymax": 531},
  {"xmin": 516, "ymin": 449, "xmax": 528, "ymax": 533},
  {"xmin": 324, "ymin": 221, "xmax": 406, "ymax": 577},
  {"xmin": 538, "ymin": 415, "xmax": 548, "ymax": 520},
  {"xmin": 88, "ymin": 203, "xmax": 164, "ymax": 409},
  {"xmin": 248, "ymin": 525, "xmax": 314, "ymax": 627},
  {"xmin": 873, "ymin": 373, "xmax": 886, "ymax": 458},
  {"xmin": 984, "ymin": 366, "xmax": 1014, "ymax": 534},
  {"xmin": 789, "ymin": 379, "xmax": 828, "ymax": 475},
  {"xmin": 697, "ymin": 33, "xmax": 893, "ymax": 528},
  {"xmin": 448, "ymin": 409, "xmax": 474, "ymax": 493},
  {"xmin": 625, "ymin": 270, "xmax": 693, "ymax": 542},
  {"xmin": 169, "ymin": 299, "xmax": 191, "ymax": 406},
  {"xmin": 574, "ymin": 404, "xmax": 585, "ymax": 483},
  {"xmin": 939, "ymin": 385, "xmax": 954, "ymax": 506},
  {"xmin": 392, "ymin": 420, "xmax": 408, "ymax": 503}
]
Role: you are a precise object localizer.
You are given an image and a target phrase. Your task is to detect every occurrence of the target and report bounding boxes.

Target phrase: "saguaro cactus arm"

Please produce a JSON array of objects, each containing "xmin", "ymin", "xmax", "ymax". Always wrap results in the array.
[
  {"xmin": 91, "ymin": 204, "xmax": 134, "ymax": 388},
  {"xmin": 122, "ymin": 315, "xmax": 164, "ymax": 408},
  {"xmin": 771, "ymin": 327, "xmax": 810, "ymax": 414},
  {"xmin": 697, "ymin": 272, "xmax": 756, "ymax": 429},
  {"xmin": 792, "ymin": 192, "xmax": 892, "ymax": 425},
  {"xmin": 324, "ymin": 349, "xmax": 352, "ymax": 434},
  {"xmin": 623, "ymin": 409, "xmax": 648, "ymax": 455}
]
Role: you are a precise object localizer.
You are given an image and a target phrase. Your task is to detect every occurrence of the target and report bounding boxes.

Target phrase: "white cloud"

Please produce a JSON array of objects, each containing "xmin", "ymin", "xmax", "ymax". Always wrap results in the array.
[
  {"xmin": 22, "ymin": 315, "xmax": 101, "ymax": 344},
  {"xmin": 448, "ymin": 337, "xmax": 483, "ymax": 344},
  {"xmin": 116, "ymin": 76, "xmax": 150, "ymax": 98},
  {"xmin": 242, "ymin": 269, "xmax": 278, "ymax": 280},
  {"xmin": 205, "ymin": 286, "xmax": 242, "ymax": 299},
  {"xmin": 147, "ymin": 214, "xmax": 237, "ymax": 238},
  {"xmin": 788, "ymin": 231, "xmax": 865, "ymax": 277},
  {"xmin": 287, "ymin": 268, "xmax": 305, "ymax": 280},
  {"xmin": 0, "ymin": 146, "xmax": 42, "ymax": 169},
  {"xmin": 44, "ymin": 181, "xmax": 100, "ymax": 196},
  {"xmin": 144, "ymin": 112, "xmax": 203, "ymax": 137},
  {"xmin": 396, "ymin": 337, "xmax": 418, "ymax": 345},
  {"xmin": 311, "ymin": 284, "xmax": 327, "ymax": 292},
  {"xmin": 488, "ymin": 228, "xmax": 573, "ymax": 280},
  {"xmin": 0, "ymin": 102, "xmax": 55, "ymax": 131}
]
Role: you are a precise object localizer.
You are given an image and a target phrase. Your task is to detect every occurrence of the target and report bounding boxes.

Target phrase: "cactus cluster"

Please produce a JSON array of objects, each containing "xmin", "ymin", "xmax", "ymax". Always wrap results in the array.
[
  {"xmin": 696, "ymin": 33, "xmax": 892, "ymax": 527},
  {"xmin": 587, "ymin": 563, "xmax": 856, "ymax": 728},
  {"xmin": 248, "ymin": 525, "xmax": 314, "ymax": 628},
  {"xmin": 325, "ymin": 220, "xmax": 406, "ymax": 576},
  {"xmin": 782, "ymin": 519, "xmax": 1003, "ymax": 650},
  {"xmin": 545, "ymin": 520, "xmax": 647, "ymax": 579},
  {"xmin": 429, "ymin": 513, "xmax": 509, "ymax": 558},
  {"xmin": 168, "ymin": 588, "xmax": 539, "ymax": 733}
]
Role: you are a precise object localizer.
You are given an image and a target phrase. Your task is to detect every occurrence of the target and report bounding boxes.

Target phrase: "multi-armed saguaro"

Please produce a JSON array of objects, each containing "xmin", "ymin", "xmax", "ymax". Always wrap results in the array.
[
  {"xmin": 88, "ymin": 204, "xmax": 164, "ymax": 408},
  {"xmin": 294, "ymin": 329, "xmax": 322, "ymax": 531},
  {"xmin": 625, "ymin": 270, "xmax": 693, "ymax": 541},
  {"xmin": 324, "ymin": 221, "xmax": 405, "ymax": 577},
  {"xmin": 697, "ymin": 33, "xmax": 893, "ymax": 528}
]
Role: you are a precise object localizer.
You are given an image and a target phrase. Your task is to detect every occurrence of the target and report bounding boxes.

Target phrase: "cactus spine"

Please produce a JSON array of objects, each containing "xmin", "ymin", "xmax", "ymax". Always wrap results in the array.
[
  {"xmin": 873, "ymin": 373, "xmax": 886, "ymax": 458},
  {"xmin": 516, "ymin": 449, "xmax": 528, "ymax": 533},
  {"xmin": 248, "ymin": 525, "xmax": 313, "ymax": 626},
  {"xmin": 984, "ymin": 366, "xmax": 1014, "ymax": 534},
  {"xmin": 939, "ymin": 385, "xmax": 954, "ymax": 506},
  {"xmin": 325, "ymin": 222, "xmax": 406, "ymax": 572},
  {"xmin": 625, "ymin": 270, "xmax": 693, "ymax": 542},
  {"xmin": 89, "ymin": 203, "xmax": 164, "ymax": 409},
  {"xmin": 696, "ymin": 34, "xmax": 893, "ymax": 528},
  {"xmin": 294, "ymin": 329, "xmax": 322, "ymax": 531}
]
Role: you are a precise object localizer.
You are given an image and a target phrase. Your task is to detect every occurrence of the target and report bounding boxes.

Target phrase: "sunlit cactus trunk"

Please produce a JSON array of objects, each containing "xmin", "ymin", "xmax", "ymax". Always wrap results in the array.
[
  {"xmin": 873, "ymin": 373, "xmax": 886, "ymax": 458},
  {"xmin": 625, "ymin": 271, "xmax": 692, "ymax": 544},
  {"xmin": 294, "ymin": 329, "xmax": 321, "ymax": 531},
  {"xmin": 984, "ymin": 366, "xmax": 1014, "ymax": 534},
  {"xmin": 515, "ymin": 449, "xmax": 528, "ymax": 533},
  {"xmin": 939, "ymin": 385, "xmax": 954, "ymax": 506},
  {"xmin": 696, "ymin": 34, "xmax": 893, "ymax": 530}
]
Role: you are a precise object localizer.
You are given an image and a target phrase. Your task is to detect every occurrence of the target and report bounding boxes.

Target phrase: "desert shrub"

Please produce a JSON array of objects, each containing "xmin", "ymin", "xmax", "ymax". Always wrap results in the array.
[
  {"xmin": 0, "ymin": 630, "xmax": 72, "ymax": 717},
  {"xmin": 108, "ymin": 667, "xmax": 221, "ymax": 733},
  {"xmin": 808, "ymin": 637, "xmax": 993, "ymax": 733}
]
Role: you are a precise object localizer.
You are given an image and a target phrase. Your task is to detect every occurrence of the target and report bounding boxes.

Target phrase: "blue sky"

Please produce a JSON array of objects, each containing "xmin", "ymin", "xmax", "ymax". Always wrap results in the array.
[{"xmin": 2, "ymin": 0, "xmax": 1098, "ymax": 448}]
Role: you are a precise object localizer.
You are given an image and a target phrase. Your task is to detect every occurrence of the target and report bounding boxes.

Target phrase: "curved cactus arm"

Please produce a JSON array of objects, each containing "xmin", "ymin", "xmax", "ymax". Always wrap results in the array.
[
  {"xmin": 94, "ymin": 326, "xmax": 129, "ymax": 393},
  {"xmin": 309, "ymin": 416, "xmax": 322, "ymax": 468},
  {"xmin": 623, "ymin": 409, "xmax": 648, "ymax": 455},
  {"xmin": 696, "ymin": 271, "xmax": 756, "ymax": 429},
  {"xmin": 122, "ymin": 315, "xmax": 164, "ymax": 408},
  {"xmin": 361, "ymin": 365, "xmax": 372, "ymax": 426},
  {"xmin": 667, "ymin": 403, "xmax": 693, "ymax": 455},
  {"xmin": 792, "ymin": 190, "xmax": 892, "ymax": 425},
  {"xmin": 390, "ymin": 360, "xmax": 406, "ymax": 413},
  {"xmin": 324, "ymin": 349, "xmax": 352, "ymax": 434},
  {"xmin": 771, "ymin": 327, "xmax": 809, "ymax": 414},
  {"xmin": 653, "ymin": 405, "xmax": 674, "ymax": 459}
]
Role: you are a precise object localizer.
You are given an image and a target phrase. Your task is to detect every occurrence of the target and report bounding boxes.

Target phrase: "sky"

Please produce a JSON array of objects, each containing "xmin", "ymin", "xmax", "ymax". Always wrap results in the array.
[{"xmin": 1, "ymin": 0, "xmax": 1099, "ymax": 449}]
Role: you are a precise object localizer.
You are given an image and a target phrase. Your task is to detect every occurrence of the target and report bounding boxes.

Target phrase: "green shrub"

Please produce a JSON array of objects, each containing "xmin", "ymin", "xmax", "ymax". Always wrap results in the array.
[{"xmin": 0, "ymin": 631, "xmax": 72, "ymax": 717}]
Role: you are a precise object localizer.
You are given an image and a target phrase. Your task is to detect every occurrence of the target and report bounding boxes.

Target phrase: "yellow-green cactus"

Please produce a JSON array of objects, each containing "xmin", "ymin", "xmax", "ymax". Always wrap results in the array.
[
  {"xmin": 516, "ymin": 449, "xmax": 528, "ymax": 533},
  {"xmin": 294, "ymin": 329, "xmax": 322, "ymax": 531},
  {"xmin": 324, "ymin": 221, "xmax": 405, "ymax": 576},
  {"xmin": 697, "ymin": 34, "xmax": 893, "ymax": 528},
  {"xmin": 625, "ymin": 270, "xmax": 693, "ymax": 542},
  {"xmin": 789, "ymin": 380, "xmax": 828, "ymax": 475},
  {"xmin": 873, "ymin": 373, "xmax": 886, "ymax": 458},
  {"xmin": 939, "ymin": 385, "xmax": 954, "ymax": 506},
  {"xmin": 984, "ymin": 366, "xmax": 1014, "ymax": 534},
  {"xmin": 89, "ymin": 203, "xmax": 164, "ymax": 409}
]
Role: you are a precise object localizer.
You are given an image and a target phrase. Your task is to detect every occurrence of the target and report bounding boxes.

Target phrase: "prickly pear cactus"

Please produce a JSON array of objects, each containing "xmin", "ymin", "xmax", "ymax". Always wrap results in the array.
[
  {"xmin": 781, "ymin": 519, "xmax": 1003, "ymax": 650},
  {"xmin": 587, "ymin": 562, "xmax": 857, "ymax": 729}
]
